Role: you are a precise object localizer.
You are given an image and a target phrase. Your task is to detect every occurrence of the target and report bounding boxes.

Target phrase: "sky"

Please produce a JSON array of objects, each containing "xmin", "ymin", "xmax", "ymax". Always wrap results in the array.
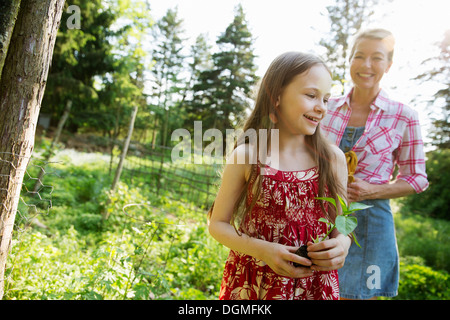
[{"xmin": 147, "ymin": 0, "xmax": 450, "ymax": 145}]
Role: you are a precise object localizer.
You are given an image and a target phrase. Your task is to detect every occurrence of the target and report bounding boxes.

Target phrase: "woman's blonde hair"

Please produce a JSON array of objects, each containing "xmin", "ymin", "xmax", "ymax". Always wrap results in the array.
[
  {"xmin": 222, "ymin": 51, "xmax": 345, "ymax": 234},
  {"xmin": 349, "ymin": 28, "xmax": 395, "ymax": 62}
]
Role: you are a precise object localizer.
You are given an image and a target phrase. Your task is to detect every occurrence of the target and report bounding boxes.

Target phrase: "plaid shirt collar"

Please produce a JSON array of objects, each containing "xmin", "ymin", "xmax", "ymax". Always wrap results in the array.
[{"xmin": 329, "ymin": 88, "xmax": 391, "ymax": 112}]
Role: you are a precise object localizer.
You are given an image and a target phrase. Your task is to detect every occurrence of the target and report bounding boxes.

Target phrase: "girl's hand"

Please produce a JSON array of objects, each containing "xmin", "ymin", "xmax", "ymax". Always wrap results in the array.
[
  {"xmin": 261, "ymin": 242, "xmax": 314, "ymax": 278},
  {"xmin": 306, "ymin": 235, "xmax": 351, "ymax": 272}
]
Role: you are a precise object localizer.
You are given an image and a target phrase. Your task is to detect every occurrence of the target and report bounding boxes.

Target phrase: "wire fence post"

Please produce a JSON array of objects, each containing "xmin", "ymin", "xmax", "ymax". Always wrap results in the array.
[
  {"xmin": 111, "ymin": 106, "xmax": 138, "ymax": 192},
  {"xmin": 104, "ymin": 106, "xmax": 138, "ymax": 220}
]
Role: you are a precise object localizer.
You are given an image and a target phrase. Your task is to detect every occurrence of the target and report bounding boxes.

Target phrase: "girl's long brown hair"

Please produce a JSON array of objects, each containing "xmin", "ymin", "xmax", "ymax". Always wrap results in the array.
[{"xmin": 211, "ymin": 52, "xmax": 345, "ymax": 234}]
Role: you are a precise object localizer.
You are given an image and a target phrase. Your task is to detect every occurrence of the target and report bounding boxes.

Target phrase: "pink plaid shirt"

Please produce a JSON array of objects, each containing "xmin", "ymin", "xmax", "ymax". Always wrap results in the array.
[{"xmin": 321, "ymin": 88, "xmax": 429, "ymax": 193}]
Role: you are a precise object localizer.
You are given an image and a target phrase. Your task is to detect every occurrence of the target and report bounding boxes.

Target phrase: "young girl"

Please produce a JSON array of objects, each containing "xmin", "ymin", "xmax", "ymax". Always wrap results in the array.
[{"xmin": 208, "ymin": 52, "xmax": 350, "ymax": 300}]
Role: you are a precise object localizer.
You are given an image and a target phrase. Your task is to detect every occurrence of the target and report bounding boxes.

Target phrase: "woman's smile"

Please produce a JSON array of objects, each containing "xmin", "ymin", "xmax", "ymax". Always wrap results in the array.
[{"xmin": 357, "ymin": 72, "xmax": 375, "ymax": 79}]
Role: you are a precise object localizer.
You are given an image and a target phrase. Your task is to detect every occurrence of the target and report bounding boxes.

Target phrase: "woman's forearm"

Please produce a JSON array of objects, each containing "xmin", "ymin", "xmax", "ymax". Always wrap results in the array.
[
  {"xmin": 348, "ymin": 177, "xmax": 416, "ymax": 202},
  {"xmin": 370, "ymin": 179, "xmax": 416, "ymax": 200}
]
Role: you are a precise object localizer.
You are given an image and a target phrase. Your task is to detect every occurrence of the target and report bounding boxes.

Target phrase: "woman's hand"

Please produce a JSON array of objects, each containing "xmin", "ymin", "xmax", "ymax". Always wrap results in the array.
[
  {"xmin": 261, "ymin": 242, "xmax": 314, "ymax": 278},
  {"xmin": 348, "ymin": 177, "xmax": 416, "ymax": 202},
  {"xmin": 306, "ymin": 235, "xmax": 351, "ymax": 272},
  {"xmin": 347, "ymin": 177, "xmax": 375, "ymax": 202}
]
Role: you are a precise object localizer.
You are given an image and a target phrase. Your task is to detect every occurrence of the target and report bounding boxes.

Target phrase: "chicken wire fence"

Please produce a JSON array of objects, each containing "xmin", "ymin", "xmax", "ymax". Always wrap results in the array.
[
  {"xmin": 0, "ymin": 152, "xmax": 56, "ymax": 285},
  {"xmin": 0, "ymin": 152, "xmax": 55, "ymax": 231},
  {"xmin": 121, "ymin": 144, "xmax": 221, "ymax": 214}
]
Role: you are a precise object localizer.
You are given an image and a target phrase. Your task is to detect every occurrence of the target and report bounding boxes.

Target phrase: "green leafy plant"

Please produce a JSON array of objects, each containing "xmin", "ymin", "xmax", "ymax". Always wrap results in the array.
[
  {"xmin": 294, "ymin": 195, "xmax": 371, "ymax": 266},
  {"xmin": 313, "ymin": 195, "xmax": 373, "ymax": 248}
]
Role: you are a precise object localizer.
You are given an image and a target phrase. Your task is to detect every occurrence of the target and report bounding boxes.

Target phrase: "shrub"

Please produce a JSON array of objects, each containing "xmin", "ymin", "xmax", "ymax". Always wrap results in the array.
[
  {"xmin": 395, "ymin": 256, "xmax": 450, "ymax": 300},
  {"xmin": 394, "ymin": 212, "xmax": 450, "ymax": 272},
  {"xmin": 398, "ymin": 149, "xmax": 450, "ymax": 220}
]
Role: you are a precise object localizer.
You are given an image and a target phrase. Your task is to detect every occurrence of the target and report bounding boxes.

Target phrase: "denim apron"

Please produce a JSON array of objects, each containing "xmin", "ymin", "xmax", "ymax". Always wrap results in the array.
[{"xmin": 338, "ymin": 126, "xmax": 399, "ymax": 299}]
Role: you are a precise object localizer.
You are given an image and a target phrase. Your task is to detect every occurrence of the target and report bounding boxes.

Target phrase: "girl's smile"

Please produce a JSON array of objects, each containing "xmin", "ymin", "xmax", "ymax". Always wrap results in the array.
[
  {"xmin": 276, "ymin": 64, "xmax": 331, "ymax": 136},
  {"xmin": 303, "ymin": 114, "xmax": 322, "ymax": 124}
]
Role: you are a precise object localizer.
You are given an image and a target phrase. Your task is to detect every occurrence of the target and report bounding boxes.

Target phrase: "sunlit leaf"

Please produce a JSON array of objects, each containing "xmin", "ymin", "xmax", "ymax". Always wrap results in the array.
[
  {"xmin": 315, "ymin": 196, "xmax": 336, "ymax": 207},
  {"xmin": 348, "ymin": 202, "xmax": 373, "ymax": 212},
  {"xmin": 335, "ymin": 215, "xmax": 357, "ymax": 236},
  {"xmin": 337, "ymin": 194, "xmax": 348, "ymax": 212},
  {"xmin": 351, "ymin": 232, "xmax": 361, "ymax": 248}
]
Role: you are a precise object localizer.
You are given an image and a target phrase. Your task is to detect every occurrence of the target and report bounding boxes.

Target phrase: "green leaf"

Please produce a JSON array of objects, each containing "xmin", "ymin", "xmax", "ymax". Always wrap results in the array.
[
  {"xmin": 318, "ymin": 217, "xmax": 329, "ymax": 223},
  {"xmin": 315, "ymin": 197, "xmax": 336, "ymax": 207},
  {"xmin": 311, "ymin": 234, "xmax": 322, "ymax": 243},
  {"xmin": 351, "ymin": 232, "xmax": 361, "ymax": 248},
  {"xmin": 82, "ymin": 290, "xmax": 103, "ymax": 300},
  {"xmin": 335, "ymin": 215, "xmax": 358, "ymax": 236},
  {"xmin": 348, "ymin": 202, "xmax": 373, "ymax": 212},
  {"xmin": 337, "ymin": 194, "xmax": 348, "ymax": 212}
]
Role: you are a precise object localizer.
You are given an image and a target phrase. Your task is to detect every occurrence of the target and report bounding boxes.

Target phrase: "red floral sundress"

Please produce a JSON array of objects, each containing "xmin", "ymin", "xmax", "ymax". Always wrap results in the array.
[{"xmin": 219, "ymin": 163, "xmax": 339, "ymax": 300}]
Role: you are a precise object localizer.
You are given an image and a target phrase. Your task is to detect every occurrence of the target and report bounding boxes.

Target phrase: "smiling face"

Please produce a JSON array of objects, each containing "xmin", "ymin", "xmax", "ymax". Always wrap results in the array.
[
  {"xmin": 275, "ymin": 64, "xmax": 331, "ymax": 136},
  {"xmin": 349, "ymin": 38, "xmax": 393, "ymax": 92}
]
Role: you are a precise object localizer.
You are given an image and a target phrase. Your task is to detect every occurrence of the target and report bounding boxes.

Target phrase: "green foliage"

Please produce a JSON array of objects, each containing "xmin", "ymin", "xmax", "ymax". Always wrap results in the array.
[
  {"xmin": 315, "ymin": 195, "xmax": 372, "ymax": 247},
  {"xmin": 398, "ymin": 149, "xmax": 450, "ymax": 220},
  {"xmin": 5, "ymin": 148, "xmax": 227, "ymax": 300},
  {"xmin": 393, "ymin": 256, "xmax": 450, "ymax": 300},
  {"xmin": 394, "ymin": 210, "xmax": 450, "ymax": 273},
  {"xmin": 43, "ymin": 0, "xmax": 118, "ymax": 128},
  {"xmin": 6, "ymin": 147, "xmax": 450, "ymax": 300},
  {"xmin": 165, "ymin": 225, "xmax": 228, "ymax": 299},
  {"xmin": 42, "ymin": 0, "xmax": 152, "ymax": 142}
]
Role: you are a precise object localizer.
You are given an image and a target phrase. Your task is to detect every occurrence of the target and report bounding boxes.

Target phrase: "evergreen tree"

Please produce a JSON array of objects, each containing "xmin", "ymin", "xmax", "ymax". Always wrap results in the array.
[
  {"xmin": 415, "ymin": 30, "xmax": 450, "ymax": 150},
  {"xmin": 99, "ymin": 0, "xmax": 152, "ymax": 144},
  {"xmin": 182, "ymin": 34, "xmax": 214, "ymax": 128},
  {"xmin": 191, "ymin": 4, "xmax": 258, "ymax": 133},
  {"xmin": 42, "ymin": 0, "xmax": 152, "ymax": 140},
  {"xmin": 187, "ymin": 34, "xmax": 213, "ymax": 96},
  {"xmin": 148, "ymin": 7, "xmax": 187, "ymax": 146},
  {"xmin": 42, "ymin": 0, "xmax": 120, "ymax": 133}
]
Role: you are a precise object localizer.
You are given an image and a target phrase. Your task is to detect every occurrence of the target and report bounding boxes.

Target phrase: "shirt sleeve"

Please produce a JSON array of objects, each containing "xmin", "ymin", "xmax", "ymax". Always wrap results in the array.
[{"xmin": 395, "ymin": 108, "xmax": 429, "ymax": 193}]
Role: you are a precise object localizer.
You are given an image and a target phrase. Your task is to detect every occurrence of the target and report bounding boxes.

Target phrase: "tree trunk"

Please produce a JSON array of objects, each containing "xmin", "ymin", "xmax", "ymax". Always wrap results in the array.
[
  {"xmin": 0, "ymin": 0, "xmax": 22, "ymax": 82},
  {"xmin": 0, "ymin": 0, "xmax": 65, "ymax": 299}
]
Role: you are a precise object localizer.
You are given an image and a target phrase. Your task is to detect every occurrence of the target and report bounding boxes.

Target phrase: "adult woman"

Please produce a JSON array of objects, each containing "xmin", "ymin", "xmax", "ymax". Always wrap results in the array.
[{"xmin": 321, "ymin": 28, "xmax": 429, "ymax": 299}]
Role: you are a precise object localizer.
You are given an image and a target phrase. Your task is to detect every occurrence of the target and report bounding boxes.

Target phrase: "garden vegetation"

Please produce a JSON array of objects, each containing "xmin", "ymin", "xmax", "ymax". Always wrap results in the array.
[{"xmin": 4, "ymin": 141, "xmax": 449, "ymax": 300}]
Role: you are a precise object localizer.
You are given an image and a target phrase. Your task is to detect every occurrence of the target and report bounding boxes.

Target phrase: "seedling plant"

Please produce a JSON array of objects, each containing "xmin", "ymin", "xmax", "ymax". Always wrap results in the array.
[
  {"xmin": 313, "ymin": 195, "xmax": 372, "ymax": 248},
  {"xmin": 294, "ymin": 195, "xmax": 372, "ymax": 266}
]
